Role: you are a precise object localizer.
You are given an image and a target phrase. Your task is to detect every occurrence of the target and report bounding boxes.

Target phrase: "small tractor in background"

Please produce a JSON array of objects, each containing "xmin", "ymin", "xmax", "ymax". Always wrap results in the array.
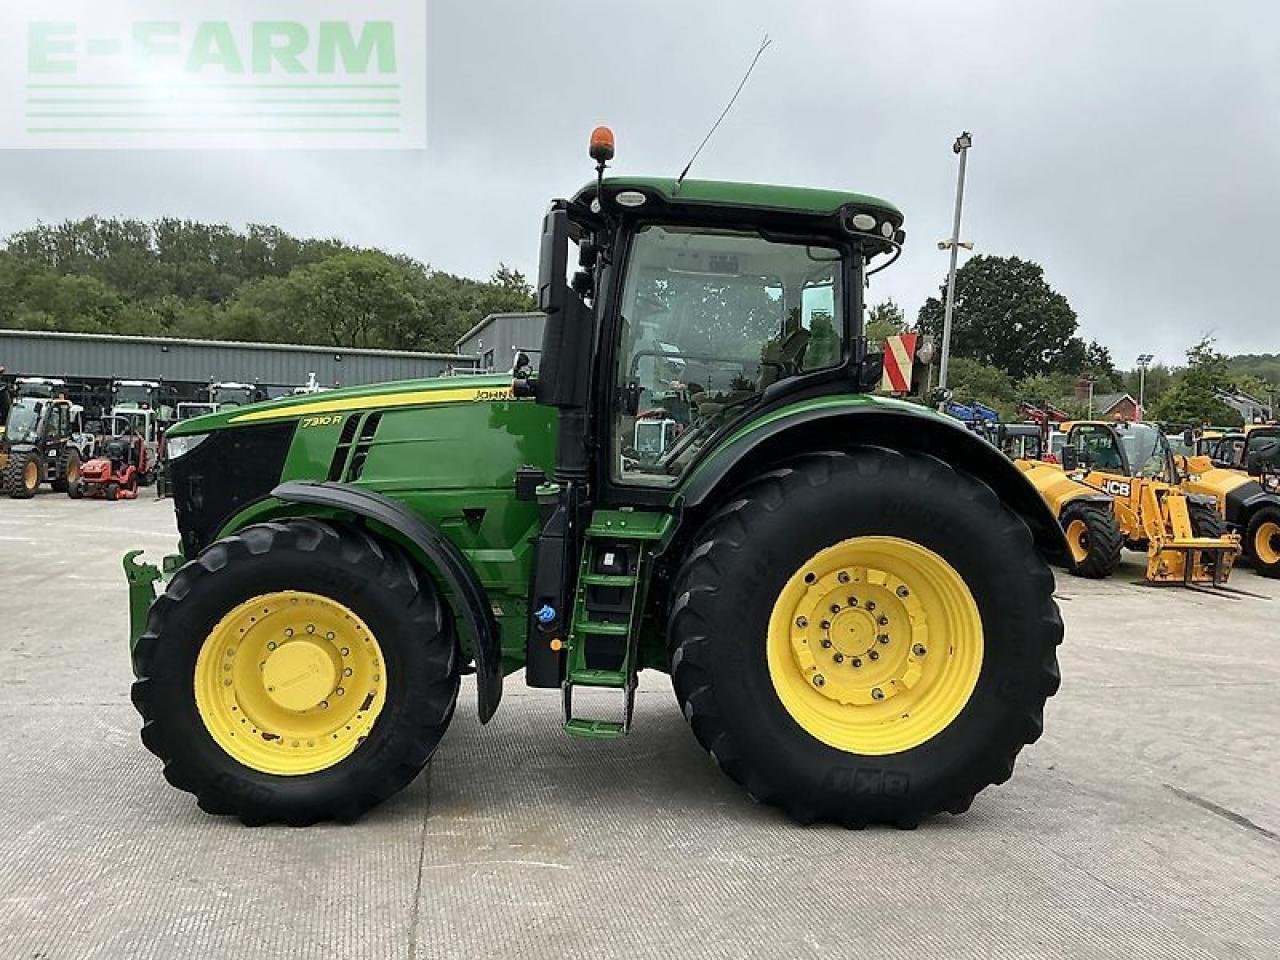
[
  {"xmin": 123, "ymin": 130, "xmax": 1068, "ymax": 829},
  {"xmin": 1019, "ymin": 420, "xmax": 1240, "ymax": 585},
  {"xmin": 0, "ymin": 396, "xmax": 82, "ymax": 498},
  {"xmin": 72, "ymin": 433, "xmax": 144, "ymax": 501},
  {"xmin": 1178, "ymin": 424, "xmax": 1280, "ymax": 578}
]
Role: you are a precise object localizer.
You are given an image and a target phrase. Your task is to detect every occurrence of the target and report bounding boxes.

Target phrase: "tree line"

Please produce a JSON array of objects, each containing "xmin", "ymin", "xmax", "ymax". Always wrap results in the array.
[
  {"xmin": 867, "ymin": 254, "xmax": 1275, "ymax": 427},
  {"xmin": 0, "ymin": 217, "xmax": 535, "ymax": 353}
]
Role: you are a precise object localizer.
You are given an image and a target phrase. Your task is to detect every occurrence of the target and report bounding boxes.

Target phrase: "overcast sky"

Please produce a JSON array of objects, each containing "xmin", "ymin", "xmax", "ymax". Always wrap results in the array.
[{"xmin": 0, "ymin": 0, "xmax": 1277, "ymax": 367}]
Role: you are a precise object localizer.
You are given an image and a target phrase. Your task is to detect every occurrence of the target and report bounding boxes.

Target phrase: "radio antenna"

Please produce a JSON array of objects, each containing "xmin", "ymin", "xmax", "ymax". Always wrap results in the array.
[{"xmin": 676, "ymin": 33, "xmax": 772, "ymax": 188}]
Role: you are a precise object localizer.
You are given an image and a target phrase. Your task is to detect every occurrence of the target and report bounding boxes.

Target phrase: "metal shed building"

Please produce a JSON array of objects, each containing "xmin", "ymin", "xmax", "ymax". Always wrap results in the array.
[
  {"xmin": 454, "ymin": 312, "xmax": 546, "ymax": 372},
  {"xmin": 0, "ymin": 329, "xmax": 478, "ymax": 391}
]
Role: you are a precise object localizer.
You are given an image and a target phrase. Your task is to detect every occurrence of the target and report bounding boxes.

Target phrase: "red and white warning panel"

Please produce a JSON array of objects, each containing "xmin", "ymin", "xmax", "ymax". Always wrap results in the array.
[{"xmin": 880, "ymin": 333, "xmax": 919, "ymax": 394}]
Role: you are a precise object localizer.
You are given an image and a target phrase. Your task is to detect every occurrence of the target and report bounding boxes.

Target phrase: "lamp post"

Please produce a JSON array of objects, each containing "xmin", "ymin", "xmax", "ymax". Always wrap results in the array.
[
  {"xmin": 936, "ymin": 131, "xmax": 974, "ymax": 399},
  {"xmin": 1136, "ymin": 353, "xmax": 1154, "ymax": 421}
]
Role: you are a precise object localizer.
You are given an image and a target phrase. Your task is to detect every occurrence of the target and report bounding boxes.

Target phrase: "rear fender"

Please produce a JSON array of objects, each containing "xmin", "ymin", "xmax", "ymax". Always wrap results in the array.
[
  {"xmin": 271, "ymin": 481, "xmax": 503, "ymax": 723},
  {"xmin": 680, "ymin": 402, "xmax": 1069, "ymax": 561}
]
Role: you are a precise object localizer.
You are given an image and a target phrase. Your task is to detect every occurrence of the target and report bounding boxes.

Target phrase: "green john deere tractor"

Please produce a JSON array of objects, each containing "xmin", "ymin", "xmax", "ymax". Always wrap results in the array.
[{"xmin": 126, "ymin": 132, "xmax": 1066, "ymax": 827}]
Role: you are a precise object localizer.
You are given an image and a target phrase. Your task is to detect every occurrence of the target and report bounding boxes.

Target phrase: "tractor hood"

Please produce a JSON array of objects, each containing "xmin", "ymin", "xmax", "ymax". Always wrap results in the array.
[{"xmin": 166, "ymin": 374, "xmax": 518, "ymax": 438}]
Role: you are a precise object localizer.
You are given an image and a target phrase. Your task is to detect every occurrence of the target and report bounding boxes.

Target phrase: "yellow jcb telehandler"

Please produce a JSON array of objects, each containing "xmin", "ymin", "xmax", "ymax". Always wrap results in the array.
[
  {"xmin": 1018, "ymin": 420, "xmax": 1241, "ymax": 586},
  {"xmin": 1177, "ymin": 424, "xmax": 1280, "ymax": 578}
]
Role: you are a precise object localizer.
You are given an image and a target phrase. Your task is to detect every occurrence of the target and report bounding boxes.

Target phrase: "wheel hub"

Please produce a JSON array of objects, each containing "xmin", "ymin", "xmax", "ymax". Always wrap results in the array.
[
  {"xmin": 767, "ymin": 536, "xmax": 984, "ymax": 756},
  {"xmin": 193, "ymin": 591, "xmax": 386, "ymax": 776},
  {"xmin": 788, "ymin": 567, "xmax": 925, "ymax": 707},
  {"xmin": 262, "ymin": 639, "xmax": 339, "ymax": 712}
]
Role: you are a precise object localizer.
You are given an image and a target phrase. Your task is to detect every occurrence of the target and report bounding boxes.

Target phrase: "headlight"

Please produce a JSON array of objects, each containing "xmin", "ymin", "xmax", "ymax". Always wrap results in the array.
[{"xmin": 166, "ymin": 433, "xmax": 209, "ymax": 461}]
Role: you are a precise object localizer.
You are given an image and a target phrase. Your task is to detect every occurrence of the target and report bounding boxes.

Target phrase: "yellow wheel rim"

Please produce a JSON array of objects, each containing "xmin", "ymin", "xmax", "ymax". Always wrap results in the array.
[
  {"xmin": 194, "ymin": 591, "xmax": 387, "ymax": 776},
  {"xmin": 1256, "ymin": 521, "xmax": 1280, "ymax": 566},
  {"xmin": 1065, "ymin": 519, "xmax": 1090, "ymax": 564},
  {"xmin": 767, "ymin": 536, "xmax": 984, "ymax": 755},
  {"xmin": 23, "ymin": 461, "xmax": 38, "ymax": 490}
]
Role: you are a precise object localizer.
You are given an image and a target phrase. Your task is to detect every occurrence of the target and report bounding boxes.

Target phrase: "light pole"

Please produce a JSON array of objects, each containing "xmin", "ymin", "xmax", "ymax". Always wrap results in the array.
[
  {"xmin": 1136, "ymin": 353, "xmax": 1154, "ymax": 421},
  {"xmin": 937, "ymin": 131, "xmax": 974, "ymax": 398}
]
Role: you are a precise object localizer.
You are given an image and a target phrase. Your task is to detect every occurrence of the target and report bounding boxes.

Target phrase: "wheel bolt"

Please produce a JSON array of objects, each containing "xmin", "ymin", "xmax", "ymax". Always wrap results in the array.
[
  {"xmin": 267, "ymin": 641, "xmax": 277, "ymax": 651},
  {"xmin": 872, "ymin": 687, "xmax": 885, "ymax": 701},
  {"xmin": 852, "ymin": 657, "xmax": 862, "ymax": 668},
  {"xmin": 326, "ymin": 632, "xmax": 335, "ymax": 641},
  {"xmin": 284, "ymin": 629, "xmax": 294, "ymax": 638},
  {"xmin": 821, "ymin": 638, "xmax": 833, "ymax": 649},
  {"xmin": 838, "ymin": 571, "xmax": 850, "ymax": 584},
  {"xmin": 877, "ymin": 634, "xmax": 890, "ymax": 645},
  {"xmin": 795, "ymin": 616, "xmax": 808, "ymax": 629},
  {"xmin": 813, "ymin": 674, "xmax": 826, "ymax": 687},
  {"xmin": 833, "ymin": 653, "xmax": 844, "ymax": 663},
  {"xmin": 896, "ymin": 586, "xmax": 910, "ymax": 598},
  {"xmin": 319, "ymin": 701, "xmax": 329, "ymax": 710},
  {"xmin": 878, "ymin": 615, "xmax": 889, "ymax": 626},
  {"xmin": 847, "ymin": 596, "xmax": 858, "ymax": 607},
  {"xmin": 306, "ymin": 624, "xmax": 315, "ymax": 634},
  {"xmin": 866, "ymin": 601, "xmax": 876, "ymax": 612},
  {"xmin": 820, "ymin": 620, "xmax": 831, "ymax": 630},
  {"xmin": 830, "ymin": 604, "xmax": 841, "ymax": 614},
  {"xmin": 869, "ymin": 650, "xmax": 880, "ymax": 661},
  {"xmin": 336, "ymin": 687, "xmax": 345, "ymax": 696},
  {"xmin": 340, "ymin": 647, "xmax": 350, "ymax": 657},
  {"xmin": 913, "ymin": 644, "xmax": 927, "ymax": 657}
]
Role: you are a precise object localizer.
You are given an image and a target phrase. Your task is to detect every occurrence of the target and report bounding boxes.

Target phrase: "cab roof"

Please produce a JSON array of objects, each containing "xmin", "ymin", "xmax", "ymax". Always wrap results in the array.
[{"xmin": 574, "ymin": 176, "xmax": 901, "ymax": 220}]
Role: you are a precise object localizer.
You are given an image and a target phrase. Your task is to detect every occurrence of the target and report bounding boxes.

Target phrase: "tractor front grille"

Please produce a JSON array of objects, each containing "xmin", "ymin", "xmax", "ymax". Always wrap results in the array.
[{"xmin": 171, "ymin": 422, "xmax": 297, "ymax": 557}]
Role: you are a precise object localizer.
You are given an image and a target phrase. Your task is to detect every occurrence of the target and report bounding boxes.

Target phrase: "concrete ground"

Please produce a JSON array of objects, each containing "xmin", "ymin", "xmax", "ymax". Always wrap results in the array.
[{"xmin": 1, "ymin": 491, "xmax": 1277, "ymax": 960}]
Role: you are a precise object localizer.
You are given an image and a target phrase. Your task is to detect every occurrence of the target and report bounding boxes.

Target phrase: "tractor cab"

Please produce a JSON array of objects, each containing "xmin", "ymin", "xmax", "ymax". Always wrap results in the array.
[
  {"xmin": 1244, "ymin": 426, "xmax": 1280, "ymax": 489},
  {"xmin": 997, "ymin": 423, "xmax": 1045, "ymax": 461},
  {"xmin": 208, "ymin": 382, "xmax": 262, "ymax": 408},
  {"xmin": 1060, "ymin": 420, "xmax": 1177, "ymax": 483},
  {"xmin": 14, "ymin": 377, "xmax": 67, "ymax": 400}
]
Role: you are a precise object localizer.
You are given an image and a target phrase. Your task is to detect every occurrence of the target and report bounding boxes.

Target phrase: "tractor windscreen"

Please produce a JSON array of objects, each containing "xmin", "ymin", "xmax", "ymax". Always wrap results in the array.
[
  {"xmin": 612, "ymin": 224, "xmax": 843, "ymax": 485},
  {"xmin": 4, "ymin": 400, "xmax": 43, "ymax": 444},
  {"xmin": 1117, "ymin": 423, "xmax": 1173, "ymax": 480}
]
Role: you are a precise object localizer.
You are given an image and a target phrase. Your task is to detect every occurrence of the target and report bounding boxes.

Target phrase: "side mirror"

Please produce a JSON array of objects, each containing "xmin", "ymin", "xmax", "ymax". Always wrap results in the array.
[
  {"xmin": 1061, "ymin": 447, "xmax": 1078, "ymax": 471},
  {"xmin": 1182, "ymin": 429, "xmax": 1194, "ymax": 447}
]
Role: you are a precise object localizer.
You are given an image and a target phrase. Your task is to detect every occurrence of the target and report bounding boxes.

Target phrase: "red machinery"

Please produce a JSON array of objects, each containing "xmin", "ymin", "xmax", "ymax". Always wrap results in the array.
[{"xmin": 71, "ymin": 434, "xmax": 144, "ymax": 500}]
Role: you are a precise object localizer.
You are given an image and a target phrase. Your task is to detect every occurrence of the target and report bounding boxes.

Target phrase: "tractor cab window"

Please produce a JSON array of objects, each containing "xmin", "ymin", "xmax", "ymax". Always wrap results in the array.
[
  {"xmin": 1117, "ymin": 423, "xmax": 1174, "ymax": 481},
  {"xmin": 1069, "ymin": 425, "xmax": 1125, "ymax": 473},
  {"xmin": 5, "ymin": 400, "xmax": 42, "ymax": 444},
  {"xmin": 612, "ymin": 224, "xmax": 844, "ymax": 485}
]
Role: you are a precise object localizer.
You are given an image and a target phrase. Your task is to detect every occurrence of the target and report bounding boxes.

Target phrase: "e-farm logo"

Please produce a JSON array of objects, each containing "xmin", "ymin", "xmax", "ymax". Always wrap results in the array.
[{"xmin": 0, "ymin": 1, "xmax": 426, "ymax": 149}]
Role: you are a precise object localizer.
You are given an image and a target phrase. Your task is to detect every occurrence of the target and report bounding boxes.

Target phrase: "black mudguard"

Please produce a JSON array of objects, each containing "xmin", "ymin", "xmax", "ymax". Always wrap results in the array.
[
  {"xmin": 273, "ymin": 481, "xmax": 503, "ymax": 723},
  {"xmin": 680, "ymin": 402, "xmax": 1069, "ymax": 562}
]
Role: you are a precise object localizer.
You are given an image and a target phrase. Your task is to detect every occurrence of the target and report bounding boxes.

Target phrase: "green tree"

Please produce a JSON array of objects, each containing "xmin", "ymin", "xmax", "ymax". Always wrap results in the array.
[
  {"xmin": 918, "ymin": 255, "xmax": 1079, "ymax": 381},
  {"xmin": 865, "ymin": 298, "xmax": 906, "ymax": 346},
  {"xmin": 1150, "ymin": 337, "xmax": 1243, "ymax": 427},
  {"xmin": 947, "ymin": 357, "xmax": 1017, "ymax": 420},
  {"xmin": 0, "ymin": 216, "xmax": 535, "ymax": 352}
]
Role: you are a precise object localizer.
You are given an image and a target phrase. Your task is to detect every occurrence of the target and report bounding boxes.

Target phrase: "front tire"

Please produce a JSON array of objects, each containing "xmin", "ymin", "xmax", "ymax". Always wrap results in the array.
[
  {"xmin": 1060, "ymin": 502, "xmax": 1123, "ymax": 579},
  {"xmin": 132, "ymin": 519, "xmax": 460, "ymax": 825},
  {"xmin": 6, "ymin": 453, "xmax": 41, "ymax": 499},
  {"xmin": 1244, "ymin": 507, "xmax": 1280, "ymax": 579},
  {"xmin": 52, "ymin": 448, "xmax": 80, "ymax": 493},
  {"xmin": 669, "ymin": 448, "xmax": 1062, "ymax": 827}
]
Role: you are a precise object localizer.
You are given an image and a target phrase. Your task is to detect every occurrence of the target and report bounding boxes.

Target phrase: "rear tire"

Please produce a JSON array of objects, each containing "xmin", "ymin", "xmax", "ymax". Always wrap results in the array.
[
  {"xmin": 131, "ymin": 519, "xmax": 460, "ymax": 825},
  {"xmin": 668, "ymin": 448, "xmax": 1062, "ymax": 827},
  {"xmin": 1244, "ymin": 507, "xmax": 1280, "ymax": 579},
  {"xmin": 1060, "ymin": 502, "xmax": 1123, "ymax": 579}
]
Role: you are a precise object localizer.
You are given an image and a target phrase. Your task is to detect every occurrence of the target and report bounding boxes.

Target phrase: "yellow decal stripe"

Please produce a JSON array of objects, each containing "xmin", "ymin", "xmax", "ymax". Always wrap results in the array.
[{"xmin": 228, "ymin": 387, "xmax": 513, "ymax": 424}]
